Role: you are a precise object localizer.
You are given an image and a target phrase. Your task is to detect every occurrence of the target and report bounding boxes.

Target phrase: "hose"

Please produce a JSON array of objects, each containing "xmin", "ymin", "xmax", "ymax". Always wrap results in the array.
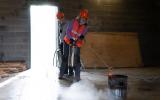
[{"xmin": 53, "ymin": 48, "xmax": 61, "ymax": 68}]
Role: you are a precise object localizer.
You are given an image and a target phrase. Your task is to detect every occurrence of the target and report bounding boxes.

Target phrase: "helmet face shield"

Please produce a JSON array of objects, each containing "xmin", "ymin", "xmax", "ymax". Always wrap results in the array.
[{"xmin": 80, "ymin": 18, "xmax": 87, "ymax": 25}]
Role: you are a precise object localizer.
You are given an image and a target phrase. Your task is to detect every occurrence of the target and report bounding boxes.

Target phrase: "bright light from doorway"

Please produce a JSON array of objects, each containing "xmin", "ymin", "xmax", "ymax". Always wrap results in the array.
[{"xmin": 30, "ymin": 5, "xmax": 58, "ymax": 77}]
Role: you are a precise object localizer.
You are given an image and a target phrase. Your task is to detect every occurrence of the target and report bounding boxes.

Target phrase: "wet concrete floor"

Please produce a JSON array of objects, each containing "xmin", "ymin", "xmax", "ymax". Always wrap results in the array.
[{"xmin": 0, "ymin": 67, "xmax": 160, "ymax": 100}]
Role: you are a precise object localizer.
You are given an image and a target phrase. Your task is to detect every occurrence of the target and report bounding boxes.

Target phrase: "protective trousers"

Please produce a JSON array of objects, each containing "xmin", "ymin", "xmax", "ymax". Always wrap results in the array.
[
  {"xmin": 59, "ymin": 42, "xmax": 81, "ymax": 81},
  {"xmin": 68, "ymin": 45, "xmax": 81, "ymax": 81},
  {"xmin": 59, "ymin": 42, "xmax": 73, "ymax": 77}
]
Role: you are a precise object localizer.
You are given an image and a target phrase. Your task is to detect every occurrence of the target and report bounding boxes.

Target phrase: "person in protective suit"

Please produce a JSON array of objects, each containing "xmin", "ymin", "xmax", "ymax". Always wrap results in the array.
[
  {"xmin": 59, "ymin": 9, "xmax": 89, "ymax": 82},
  {"xmin": 56, "ymin": 11, "xmax": 69, "ymax": 75}
]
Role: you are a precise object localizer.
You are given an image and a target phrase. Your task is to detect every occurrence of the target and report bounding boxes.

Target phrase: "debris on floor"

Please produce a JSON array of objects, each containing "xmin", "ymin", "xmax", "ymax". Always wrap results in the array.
[{"xmin": 0, "ymin": 61, "xmax": 27, "ymax": 78}]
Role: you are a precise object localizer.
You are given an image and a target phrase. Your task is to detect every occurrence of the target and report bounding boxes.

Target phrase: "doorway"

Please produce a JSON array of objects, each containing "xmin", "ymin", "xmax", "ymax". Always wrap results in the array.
[{"xmin": 30, "ymin": 5, "xmax": 58, "ymax": 76}]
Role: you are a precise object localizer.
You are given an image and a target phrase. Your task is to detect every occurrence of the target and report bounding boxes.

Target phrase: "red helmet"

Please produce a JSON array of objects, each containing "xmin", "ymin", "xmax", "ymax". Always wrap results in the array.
[
  {"xmin": 80, "ymin": 9, "xmax": 89, "ymax": 19},
  {"xmin": 56, "ymin": 11, "xmax": 64, "ymax": 20}
]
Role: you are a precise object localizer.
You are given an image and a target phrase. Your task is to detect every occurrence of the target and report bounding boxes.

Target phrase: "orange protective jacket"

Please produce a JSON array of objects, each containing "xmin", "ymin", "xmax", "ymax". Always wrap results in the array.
[{"xmin": 64, "ymin": 19, "xmax": 87, "ymax": 47}]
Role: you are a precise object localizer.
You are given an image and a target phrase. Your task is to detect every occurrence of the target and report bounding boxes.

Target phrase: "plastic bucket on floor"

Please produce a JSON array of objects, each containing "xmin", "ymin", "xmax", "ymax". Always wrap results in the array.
[{"xmin": 108, "ymin": 74, "xmax": 128, "ymax": 100}]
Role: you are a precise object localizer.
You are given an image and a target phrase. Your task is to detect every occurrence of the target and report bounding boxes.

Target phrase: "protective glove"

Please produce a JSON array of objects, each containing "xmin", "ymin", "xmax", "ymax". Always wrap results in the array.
[
  {"xmin": 79, "ymin": 35, "xmax": 84, "ymax": 40},
  {"xmin": 60, "ymin": 29, "xmax": 62, "ymax": 33},
  {"xmin": 70, "ymin": 38, "xmax": 74, "ymax": 44}
]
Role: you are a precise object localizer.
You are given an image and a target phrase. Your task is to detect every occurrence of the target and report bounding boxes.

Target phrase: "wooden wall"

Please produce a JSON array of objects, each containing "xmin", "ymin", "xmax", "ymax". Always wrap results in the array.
[
  {"xmin": 59, "ymin": 0, "xmax": 150, "ymax": 32},
  {"xmin": 0, "ymin": 0, "xmax": 30, "ymax": 68},
  {"xmin": 81, "ymin": 32, "xmax": 143, "ymax": 68},
  {"xmin": 138, "ymin": 0, "xmax": 160, "ymax": 66},
  {"xmin": 59, "ymin": 0, "xmax": 160, "ymax": 66},
  {"xmin": 0, "ymin": 0, "xmax": 159, "ymax": 68}
]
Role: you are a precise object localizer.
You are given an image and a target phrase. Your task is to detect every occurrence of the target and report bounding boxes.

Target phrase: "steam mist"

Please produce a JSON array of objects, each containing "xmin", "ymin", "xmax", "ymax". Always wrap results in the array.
[{"xmin": 58, "ymin": 80, "xmax": 108, "ymax": 100}]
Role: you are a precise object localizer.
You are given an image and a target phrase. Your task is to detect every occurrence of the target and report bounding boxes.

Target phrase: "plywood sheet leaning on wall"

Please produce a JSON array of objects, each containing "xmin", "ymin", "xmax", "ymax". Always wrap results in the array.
[{"xmin": 81, "ymin": 32, "xmax": 143, "ymax": 68}]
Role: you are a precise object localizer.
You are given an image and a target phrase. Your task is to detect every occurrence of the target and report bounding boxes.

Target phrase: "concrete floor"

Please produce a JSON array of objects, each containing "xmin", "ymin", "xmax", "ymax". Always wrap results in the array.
[{"xmin": 0, "ymin": 67, "xmax": 160, "ymax": 100}]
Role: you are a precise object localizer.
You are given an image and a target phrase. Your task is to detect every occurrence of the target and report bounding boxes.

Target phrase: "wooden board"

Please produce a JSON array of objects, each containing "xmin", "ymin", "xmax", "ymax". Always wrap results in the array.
[{"xmin": 81, "ymin": 32, "xmax": 143, "ymax": 68}]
